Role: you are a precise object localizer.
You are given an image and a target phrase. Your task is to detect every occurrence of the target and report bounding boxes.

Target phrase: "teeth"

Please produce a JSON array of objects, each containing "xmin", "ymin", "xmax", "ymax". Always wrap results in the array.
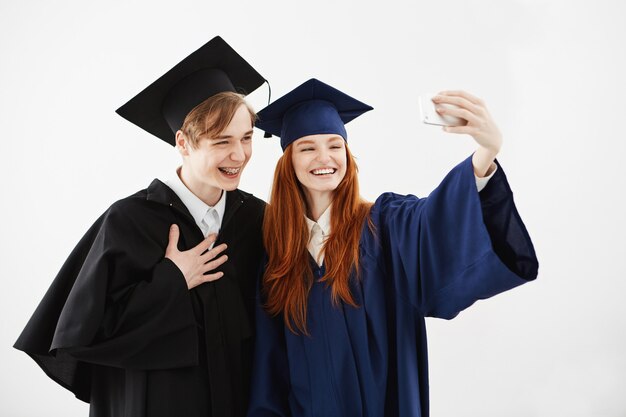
[
  {"xmin": 312, "ymin": 168, "xmax": 335, "ymax": 175},
  {"xmin": 220, "ymin": 167, "xmax": 241, "ymax": 175}
]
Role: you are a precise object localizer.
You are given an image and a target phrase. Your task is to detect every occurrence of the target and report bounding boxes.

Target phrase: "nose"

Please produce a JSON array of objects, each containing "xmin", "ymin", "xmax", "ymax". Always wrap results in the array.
[
  {"xmin": 315, "ymin": 148, "xmax": 331, "ymax": 164},
  {"xmin": 230, "ymin": 141, "xmax": 246, "ymax": 162}
]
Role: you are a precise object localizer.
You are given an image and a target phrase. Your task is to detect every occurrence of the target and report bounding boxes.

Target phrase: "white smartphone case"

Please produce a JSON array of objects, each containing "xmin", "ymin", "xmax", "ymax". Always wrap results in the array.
[{"xmin": 418, "ymin": 94, "xmax": 466, "ymax": 127}]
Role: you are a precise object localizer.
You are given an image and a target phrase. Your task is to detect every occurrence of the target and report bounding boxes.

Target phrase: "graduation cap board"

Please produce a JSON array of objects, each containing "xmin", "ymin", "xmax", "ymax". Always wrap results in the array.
[
  {"xmin": 255, "ymin": 78, "xmax": 373, "ymax": 151},
  {"xmin": 116, "ymin": 36, "xmax": 266, "ymax": 146}
]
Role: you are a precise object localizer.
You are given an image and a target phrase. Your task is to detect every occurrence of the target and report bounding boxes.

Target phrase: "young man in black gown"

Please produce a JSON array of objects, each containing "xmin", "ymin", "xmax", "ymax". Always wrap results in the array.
[{"xmin": 15, "ymin": 36, "xmax": 267, "ymax": 417}]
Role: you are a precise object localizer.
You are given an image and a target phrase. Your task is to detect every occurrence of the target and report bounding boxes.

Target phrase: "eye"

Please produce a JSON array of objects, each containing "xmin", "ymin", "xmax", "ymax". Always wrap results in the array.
[
  {"xmin": 242, "ymin": 136, "xmax": 252, "ymax": 142},
  {"xmin": 214, "ymin": 140, "xmax": 229, "ymax": 146},
  {"xmin": 301, "ymin": 147, "xmax": 314, "ymax": 152}
]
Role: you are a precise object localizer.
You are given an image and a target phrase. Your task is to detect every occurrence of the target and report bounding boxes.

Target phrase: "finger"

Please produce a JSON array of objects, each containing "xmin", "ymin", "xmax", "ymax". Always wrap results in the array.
[
  {"xmin": 166, "ymin": 224, "xmax": 180, "ymax": 253},
  {"xmin": 187, "ymin": 276, "xmax": 203, "ymax": 290},
  {"xmin": 439, "ymin": 90, "xmax": 484, "ymax": 106},
  {"xmin": 442, "ymin": 125, "xmax": 476, "ymax": 135},
  {"xmin": 433, "ymin": 95, "xmax": 482, "ymax": 115},
  {"xmin": 436, "ymin": 106, "xmax": 480, "ymax": 125},
  {"xmin": 196, "ymin": 233, "xmax": 218, "ymax": 255},
  {"xmin": 205, "ymin": 233, "xmax": 218, "ymax": 242},
  {"xmin": 202, "ymin": 243, "xmax": 228, "ymax": 261},
  {"xmin": 190, "ymin": 271, "xmax": 225, "ymax": 288},
  {"xmin": 202, "ymin": 271, "xmax": 225, "ymax": 283},
  {"xmin": 203, "ymin": 254, "xmax": 228, "ymax": 272}
]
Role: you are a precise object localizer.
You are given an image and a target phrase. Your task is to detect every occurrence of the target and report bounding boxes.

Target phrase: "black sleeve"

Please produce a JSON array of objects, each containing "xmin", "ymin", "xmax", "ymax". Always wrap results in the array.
[
  {"xmin": 59, "ymin": 257, "xmax": 199, "ymax": 370},
  {"xmin": 49, "ymin": 204, "xmax": 199, "ymax": 370},
  {"xmin": 15, "ymin": 202, "xmax": 200, "ymax": 401}
]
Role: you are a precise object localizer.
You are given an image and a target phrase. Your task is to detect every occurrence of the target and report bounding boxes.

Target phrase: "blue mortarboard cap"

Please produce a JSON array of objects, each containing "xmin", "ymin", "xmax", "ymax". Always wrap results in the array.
[{"xmin": 256, "ymin": 79, "xmax": 373, "ymax": 150}]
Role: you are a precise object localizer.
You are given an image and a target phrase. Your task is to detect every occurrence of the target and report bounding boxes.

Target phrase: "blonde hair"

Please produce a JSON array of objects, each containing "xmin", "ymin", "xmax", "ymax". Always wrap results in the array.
[{"xmin": 180, "ymin": 92, "xmax": 256, "ymax": 148}]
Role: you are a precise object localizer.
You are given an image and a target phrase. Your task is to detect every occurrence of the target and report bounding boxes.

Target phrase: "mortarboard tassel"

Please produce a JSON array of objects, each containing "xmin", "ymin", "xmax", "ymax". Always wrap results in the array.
[{"xmin": 263, "ymin": 79, "xmax": 273, "ymax": 138}]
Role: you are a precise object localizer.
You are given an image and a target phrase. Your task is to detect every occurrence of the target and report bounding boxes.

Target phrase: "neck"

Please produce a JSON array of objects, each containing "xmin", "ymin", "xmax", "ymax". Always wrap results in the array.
[
  {"xmin": 178, "ymin": 166, "xmax": 223, "ymax": 207},
  {"xmin": 304, "ymin": 189, "xmax": 332, "ymax": 222}
]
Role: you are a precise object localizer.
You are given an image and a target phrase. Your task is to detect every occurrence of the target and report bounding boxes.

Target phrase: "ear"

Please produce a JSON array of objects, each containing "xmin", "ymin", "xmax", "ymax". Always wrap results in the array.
[{"xmin": 175, "ymin": 130, "xmax": 190, "ymax": 156}]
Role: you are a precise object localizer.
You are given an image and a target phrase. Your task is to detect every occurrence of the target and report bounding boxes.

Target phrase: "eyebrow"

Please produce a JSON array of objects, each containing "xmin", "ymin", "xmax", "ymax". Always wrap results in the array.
[
  {"xmin": 212, "ymin": 130, "xmax": 254, "ymax": 140},
  {"xmin": 296, "ymin": 136, "xmax": 344, "ymax": 146}
]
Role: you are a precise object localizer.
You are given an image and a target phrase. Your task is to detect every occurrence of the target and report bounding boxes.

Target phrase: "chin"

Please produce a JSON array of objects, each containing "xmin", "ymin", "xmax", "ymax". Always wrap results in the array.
[
  {"xmin": 308, "ymin": 185, "xmax": 340, "ymax": 194},
  {"xmin": 318, "ymin": 181, "xmax": 341, "ymax": 191},
  {"xmin": 219, "ymin": 181, "xmax": 240, "ymax": 191}
]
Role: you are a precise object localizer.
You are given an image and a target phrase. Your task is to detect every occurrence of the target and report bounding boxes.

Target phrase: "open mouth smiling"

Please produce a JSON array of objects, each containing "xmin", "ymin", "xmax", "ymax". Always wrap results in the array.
[
  {"xmin": 311, "ymin": 168, "xmax": 337, "ymax": 176},
  {"xmin": 219, "ymin": 167, "xmax": 242, "ymax": 175}
]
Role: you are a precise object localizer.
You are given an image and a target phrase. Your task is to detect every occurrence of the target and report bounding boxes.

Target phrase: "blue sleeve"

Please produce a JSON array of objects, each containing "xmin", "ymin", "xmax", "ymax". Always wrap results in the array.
[
  {"xmin": 376, "ymin": 156, "xmax": 538, "ymax": 319},
  {"xmin": 247, "ymin": 272, "xmax": 291, "ymax": 417}
]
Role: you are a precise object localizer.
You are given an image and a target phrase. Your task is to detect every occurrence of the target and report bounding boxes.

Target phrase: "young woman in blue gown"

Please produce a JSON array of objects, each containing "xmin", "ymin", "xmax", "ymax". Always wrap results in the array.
[{"xmin": 248, "ymin": 78, "xmax": 538, "ymax": 417}]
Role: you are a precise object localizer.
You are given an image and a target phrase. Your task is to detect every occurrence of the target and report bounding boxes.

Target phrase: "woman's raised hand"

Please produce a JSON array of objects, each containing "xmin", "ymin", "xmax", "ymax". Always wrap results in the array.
[{"xmin": 433, "ymin": 91, "xmax": 501, "ymax": 177}]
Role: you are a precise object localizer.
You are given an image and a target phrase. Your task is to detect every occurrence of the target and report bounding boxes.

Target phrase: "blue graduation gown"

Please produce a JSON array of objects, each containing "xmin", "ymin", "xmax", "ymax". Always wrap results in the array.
[{"xmin": 248, "ymin": 157, "xmax": 538, "ymax": 417}]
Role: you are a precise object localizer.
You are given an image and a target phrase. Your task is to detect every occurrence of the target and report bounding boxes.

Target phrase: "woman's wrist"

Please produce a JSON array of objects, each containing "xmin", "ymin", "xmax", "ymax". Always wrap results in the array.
[{"xmin": 472, "ymin": 146, "xmax": 499, "ymax": 177}]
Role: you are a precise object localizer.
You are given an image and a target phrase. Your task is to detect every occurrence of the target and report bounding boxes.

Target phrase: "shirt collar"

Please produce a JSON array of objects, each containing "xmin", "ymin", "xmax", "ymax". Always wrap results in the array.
[
  {"xmin": 162, "ymin": 167, "xmax": 227, "ymax": 227},
  {"xmin": 305, "ymin": 204, "xmax": 332, "ymax": 236}
]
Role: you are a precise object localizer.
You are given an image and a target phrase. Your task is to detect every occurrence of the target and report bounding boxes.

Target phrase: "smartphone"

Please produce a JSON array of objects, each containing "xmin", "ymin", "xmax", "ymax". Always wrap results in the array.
[{"xmin": 418, "ymin": 94, "xmax": 466, "ymax": 127}]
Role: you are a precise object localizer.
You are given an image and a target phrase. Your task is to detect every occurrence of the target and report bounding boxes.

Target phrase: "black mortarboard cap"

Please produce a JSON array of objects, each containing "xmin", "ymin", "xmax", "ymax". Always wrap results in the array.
[
  {"xmin": 255, "ymin": 78, "xmax": 373, "ymax": 151},
  {"xmin": 116, "ymin": 36, "xmax": 265, "ymax": 146}
]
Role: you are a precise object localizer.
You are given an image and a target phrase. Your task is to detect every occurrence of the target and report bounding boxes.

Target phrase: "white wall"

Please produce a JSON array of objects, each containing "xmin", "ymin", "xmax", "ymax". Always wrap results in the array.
[{"xmin": 1, "ymin": 0, "xmax": 624, "ymax": 415}]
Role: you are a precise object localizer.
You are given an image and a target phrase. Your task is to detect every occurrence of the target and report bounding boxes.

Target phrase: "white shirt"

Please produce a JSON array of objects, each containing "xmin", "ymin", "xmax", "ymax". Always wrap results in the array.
[
  {"xmin": 304, "ymin": 166, "xmax": 498, "ymax": 266},
  {"xmin": 161, "ymin": 167, "xmax": 227, "ymax": 238},
  {"xmin": 305, "ymin": 205, "xmax": 332, "ymax": 267},
  {"xmin": 475, "ymin": 163, "xmax": 497, "ymax": 193}
]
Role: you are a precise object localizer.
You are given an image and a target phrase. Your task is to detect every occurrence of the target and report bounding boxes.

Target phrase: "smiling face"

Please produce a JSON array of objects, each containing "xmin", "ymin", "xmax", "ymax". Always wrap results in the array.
[
  {"xmin": 177, "ymin": 103, "xmax": 253, "ymax": 205},
  {"xmin": 291, "ymin": 133, "xmax": 347, "ymax": 208}
]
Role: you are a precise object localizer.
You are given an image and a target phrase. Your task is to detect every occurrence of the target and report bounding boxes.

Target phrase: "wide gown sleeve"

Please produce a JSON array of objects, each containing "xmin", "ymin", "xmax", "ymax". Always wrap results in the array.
[
  {"xmin": 14, "ymin": 201, "xmax": 199, "ymax": 398},
  {"xmin": 376, "ymin": 156, "xmax": 538, "ymax": 319},
  {"xmin": 53, "ymin": 204, "xmax": 199, "ymax": 369}
]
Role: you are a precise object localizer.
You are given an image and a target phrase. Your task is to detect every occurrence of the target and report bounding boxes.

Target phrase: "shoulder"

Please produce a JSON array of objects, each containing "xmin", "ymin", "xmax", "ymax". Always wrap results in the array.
[
  {"xmin": 98, "ymin": 184, "xmax": 170, "ymax": 237},
  {"xmin": 233, "ymin": 189, "xmax": 266, "ymax": 213},
  {"xmin": 372, "ymin": 191, "xmax": 422, "ymax": 213},
  {"xmin": 105, "ymin": 188, "xmax": 151, "ymax": 222},
  {"xmin": 373, "ymin": 192, "xmax": 403, "ymax": 207},
  {"xmin": 368, "ymin": 192, "xmax": 430, "ymax": 233}
]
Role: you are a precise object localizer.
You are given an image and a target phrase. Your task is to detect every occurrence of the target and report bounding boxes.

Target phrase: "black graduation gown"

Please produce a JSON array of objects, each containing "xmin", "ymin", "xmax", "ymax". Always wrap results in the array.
[{"xmin": 14, "ymin": 179, "xmax": 265, "ymax": 417}]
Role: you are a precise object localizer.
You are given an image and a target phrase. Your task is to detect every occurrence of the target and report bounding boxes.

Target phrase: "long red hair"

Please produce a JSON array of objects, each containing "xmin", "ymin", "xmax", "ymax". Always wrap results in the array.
[{"xmin": 262, "ymin": 142, "xmax": 373, "ymax": 334}]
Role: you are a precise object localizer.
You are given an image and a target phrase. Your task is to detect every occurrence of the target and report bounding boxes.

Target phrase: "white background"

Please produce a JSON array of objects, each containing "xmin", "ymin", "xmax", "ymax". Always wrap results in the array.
[{"xmin": 1, "ymin": 0, "xmax": 625, "ymax": 416}]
